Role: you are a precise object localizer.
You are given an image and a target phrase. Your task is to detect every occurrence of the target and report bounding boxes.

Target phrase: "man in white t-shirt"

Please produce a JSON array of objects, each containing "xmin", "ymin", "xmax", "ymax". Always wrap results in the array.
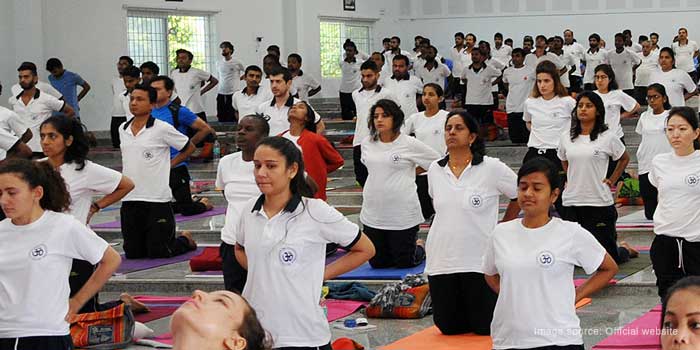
[
  {"xmin": 673, "ymin": 27, "xmax": 700, "ymax": 83},
  {"xmin": 370, "ymin": 52, "xmax": 392, "ymax": 87},
  {"xmin": 492, "ymin": 32, "xmax": 513, "ymax": 67},
  {"xmin": 9, "ymin": 62, "xmax": 74, "ymax": 157},
  {"xmin": 414, "ymin": 45, "xmax": 451, "ymax": 95},
  {"xmin": 608, "ymin": 33, "xmax": 641, "ymax": 96},
  {"xmin": 502, "ymin": 48, "xmax": 535, "ymax": 144},
  {"xmin": 217, "ymin": 41, "xmax": 245, "ymax": 122},
  {"xmin": 351, "ymin": 59, "xmax": 400, "ymax": 186},
  {"xmin": 109, "ymin": 56, "xmax": 132, "ymax": 148},
  {"xmin": 623, "ymin": 29, "xmax": 643, "ymax": 53},
  {"xmin": 450, "ymin": 32, "xmax": 468, "ymax": 102},
  {"xmin": 383, "ymin": 54, "xmax": 423, "ymax": 117},
  {"xmin": 583, "ymin": 33, "xmax": 608, "ymax": 91},
  {"xmin": 171, "ymin": 49, "xmax": 218, "ymax": 158},
  {"xmin": 549, "ymin": 36, "xmax": 577, "ymax": 90},
  {"xmin": 256, "ymin": 67, "xmax": 323, "ymax": 136},
  {"xmin": 384, "ymin": 36, "xmax": 414, "ymax": 68},
  {"xmin": 119, "ymin": 84, "xmax": 197, "ymax": 259},
  {"xmin": 634, "ymin": 41, "xmax": 660, "ymax": 105},
  {"xmin": 288, "ymin": 53, "xmax": 321, "ymax": 101},
  {"xmin": 564, "ymin": 29, "xmax": 585, "ymax": 94},
  {"xmin": 233, "ymin": 65, "xmax": 273, "ymax": 119}
]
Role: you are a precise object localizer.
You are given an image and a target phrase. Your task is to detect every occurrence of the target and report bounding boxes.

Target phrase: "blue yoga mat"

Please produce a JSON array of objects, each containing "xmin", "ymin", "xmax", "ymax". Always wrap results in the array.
[{"xmin": 335, "ymin": 261, "xmax": 426, "ymax": 280}]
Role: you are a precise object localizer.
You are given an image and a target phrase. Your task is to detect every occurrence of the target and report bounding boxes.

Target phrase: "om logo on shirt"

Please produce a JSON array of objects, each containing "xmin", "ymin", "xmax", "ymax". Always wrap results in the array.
[
  {"xmin": 536, "ymin": 251, "xmax": 555, "ymax": 268},
  {"xmin": 686, "ymin": 174, "xmax": 700, "ymax": 187},
  {"xmin": 278, "ymin": 247, "xmax": 298, "ymax": 265},
  {"xmin": 142, "ymin": 150, "xmax": 154, "ymax": 160},
  {"xmin": 29, "ymin": 244, "xmax": 48, "ymax": 260},
  {"xmin": 469, "ymin": 194, "xmax": 483, "ymax": 208},
  {"xmin": 390, "ymin": 154, "xmax": 401, "ymax": 164}
]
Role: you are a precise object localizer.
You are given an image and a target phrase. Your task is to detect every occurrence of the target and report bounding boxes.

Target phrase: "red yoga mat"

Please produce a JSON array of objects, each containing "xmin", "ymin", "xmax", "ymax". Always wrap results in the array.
[
  {"xmin": 133, "ymin": 296, "xmax": 190, "ymax": 323},
  {"xmin": 593, "ymin": 305, "xmax": 662, "ymax": 350}
]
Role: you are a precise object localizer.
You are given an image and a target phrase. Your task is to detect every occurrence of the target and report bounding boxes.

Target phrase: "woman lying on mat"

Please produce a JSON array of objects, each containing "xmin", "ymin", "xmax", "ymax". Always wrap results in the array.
[
  {"xmin": 661, "ymin": 276, "xmax": 700, "ymax": 349},
  {"xmin": 425, "ymin": 111, "xmax": 520, "ymax": 336},
  {"xmin": 482, "ymin": 157, "xmax": 618, "ymax": 350},
  {"xmin": 171, "ymin": 290, "xmax": 271, "ymax": 350},
  {"xmin": 0, "ymin": 159, "xmax": 121, "ymax": 350},
  {"xmin": 234, "ymin": 137, "xmax": 375, "ymax": 350},
  {"xmin": 40, "ymin": 116, "xmax": 142, "ymax": 314}
]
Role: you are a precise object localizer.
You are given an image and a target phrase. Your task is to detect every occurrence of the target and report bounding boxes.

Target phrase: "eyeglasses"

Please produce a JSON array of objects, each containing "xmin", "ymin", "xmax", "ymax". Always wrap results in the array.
[
  {"xmin": 646, "ymin": 95, "xmax": 662, "ymax": 101},
  {"xmin": 594, "ymin": 75, "xmax": 609, "ymax": 81}
]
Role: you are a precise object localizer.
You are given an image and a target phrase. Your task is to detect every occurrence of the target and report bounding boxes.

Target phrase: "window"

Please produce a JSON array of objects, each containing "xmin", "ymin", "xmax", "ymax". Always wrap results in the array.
[
  {"xmin": 127, "ymin": 10, "xmax": 215, "ymax": 74},
  {"xmin": 319, "ymin": 20, "xmax": 371, "ymax": 78}
]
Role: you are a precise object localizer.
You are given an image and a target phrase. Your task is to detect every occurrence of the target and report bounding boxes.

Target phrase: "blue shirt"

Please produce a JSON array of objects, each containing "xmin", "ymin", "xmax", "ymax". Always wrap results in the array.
[
  {"xmin": 48, "ymin": 70, "xmax": 85, "ymax": 117},
  {"xmin": 151, "ymin": 102, "xmax": 197, "ymax": 167}
]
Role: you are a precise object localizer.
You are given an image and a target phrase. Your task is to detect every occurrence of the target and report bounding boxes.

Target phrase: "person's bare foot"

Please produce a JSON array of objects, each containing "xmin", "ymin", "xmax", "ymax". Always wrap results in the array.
[
  {"xmin": 180, "ymin": 231, "xmax": 197, "ymax": 250},
  {"xmin": 199, "ymin": 197, "xmax": 214, "ymax": 211},
  {"xmin": 120, "ymin": 293, "xmax": 150, "ymax": 314},
  {"xmin": 416, "ymin": 239, "xmax": 425, "ymax": 248},
  {"xmin": 620, "ymin": 241, "xmax": 639, "ymax": 258}
]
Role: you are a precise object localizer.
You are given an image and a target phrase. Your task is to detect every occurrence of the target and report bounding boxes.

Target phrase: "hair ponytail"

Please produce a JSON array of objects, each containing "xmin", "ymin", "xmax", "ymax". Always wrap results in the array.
[
  {"xmin": 41, "ymin": 116, "xmax": 90, "ymax": 170},
  {"xmin": 446, "ymin": 110, "xmax": 486, "ymax": 165},
  {"xmin": 0, "ymin": 159, "xmax": 71, "ymax": 212}
]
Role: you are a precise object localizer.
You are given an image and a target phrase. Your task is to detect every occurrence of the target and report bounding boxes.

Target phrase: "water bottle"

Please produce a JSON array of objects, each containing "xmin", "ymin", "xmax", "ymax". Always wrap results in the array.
[{"xmin": 213, "ymin": 140, "xmax": 221, "ymax": 162}]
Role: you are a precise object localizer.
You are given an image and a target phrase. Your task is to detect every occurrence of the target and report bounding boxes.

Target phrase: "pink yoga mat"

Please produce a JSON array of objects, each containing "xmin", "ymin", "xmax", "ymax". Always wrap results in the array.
[
  {"xmin": 574, "ymin": 279, "xmax": 617, "ymax": 288},
  {"xmin": 91, "ymin": 206, "xmax": 227, "ymax": 229},
  {"xmin": 593, "ymin": 305, "xmax": 662, "ymax": 349},
  {"xmin": 133, "ymin": 296, "xmax": 191, "ymax": 323},
  {"xmin": 151, "ymin": 333, "xmax": 173, "ymax": 345},
  {"xmin": 326, "ymin": 299, "xmax": 367, "ymax": 322},
  {"xmin": 116, "ymin": 248, "xmax": 204, "ymax": 275}
]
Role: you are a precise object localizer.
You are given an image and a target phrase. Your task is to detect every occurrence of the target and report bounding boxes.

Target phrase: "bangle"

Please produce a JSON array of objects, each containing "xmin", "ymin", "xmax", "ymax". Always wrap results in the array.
[{"xmin": 91, "ymin": 202, "xmax": 101, "ymax": 212}]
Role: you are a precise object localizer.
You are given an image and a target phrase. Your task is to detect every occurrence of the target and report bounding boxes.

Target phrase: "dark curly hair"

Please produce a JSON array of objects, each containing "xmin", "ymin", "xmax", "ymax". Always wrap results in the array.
[
  {"xmin": 40, "ymin": 116, "xmax": 90, "ymax": 171},
  {"xmin": 238, "ymin": 299, "xmax": 273, "ymax": 350},
  {"xmin": 0, "ymin": 159, "xmax": 70, "ymax": 212},
  {"xmin": 368, "ymin": 99, "xmax": 404, "ymax": 141}
]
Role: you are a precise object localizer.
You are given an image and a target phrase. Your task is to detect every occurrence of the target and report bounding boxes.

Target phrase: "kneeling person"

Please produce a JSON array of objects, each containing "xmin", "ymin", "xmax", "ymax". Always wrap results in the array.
[{"xmin": 119, "ymin": 85, "xmax": 197, "ymax": 258}]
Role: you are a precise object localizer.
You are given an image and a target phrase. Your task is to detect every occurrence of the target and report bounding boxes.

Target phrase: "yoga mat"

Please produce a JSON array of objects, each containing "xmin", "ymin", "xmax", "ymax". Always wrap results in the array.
[
  {"xmin": 116, "ymin": 248, "xmax": 204, "ymax": 275},
  {"xmin": 574, "ymin": 279, "xmax": 618, "ymax": 288},
  {"xmin": 574, "ymin": 248, "xmax": 651, "ymax": 280},
  {"xmin": 592, "ymin": 305, "xmax": 662, "ymax": 350},
  {"xmin": 133, "ymin": 296, "xmax": 190, "ymax": 323},
  {"xmin": 91, "ymin": 206, "xmax": 227, "ymax": 229},
  {"xmin": 151, "ymin": 333, "xmax": 173, "ymax": 346},
  {"xmin": 326, "ymin": 299, "xmax": 368, "ymax": 322},
  {"xmin": 335, "ymin": 261, "xmax": 426, "ymax": 280},
  {"xmin": 381, "ymin": 300, "xmax": 594, "ymax": 350},
  {"xmin": 617, "ymin": 210, "xmax": 653, "ymax": 231}
]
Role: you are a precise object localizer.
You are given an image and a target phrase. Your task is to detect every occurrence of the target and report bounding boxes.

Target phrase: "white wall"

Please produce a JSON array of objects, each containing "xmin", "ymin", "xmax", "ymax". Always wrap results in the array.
[
  {"xmin": 395, "ymin": 0, "xmax": 700, "ymax": 60},
  {"xmin": 3, "ymin": 0, "xmax": 287, "ymax": 131},
  {"xmin": 0, "ymin": 1, "xmax": 16, "ymax": 100}
]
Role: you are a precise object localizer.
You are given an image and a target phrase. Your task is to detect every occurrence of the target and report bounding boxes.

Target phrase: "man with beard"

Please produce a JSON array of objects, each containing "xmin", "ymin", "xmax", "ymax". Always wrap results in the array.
[
  {"xmin": 232, "ymin": 65, "xmax": 273, "ymax": 118},
  {"xmin": 9, "ymin": 62, "xmax": 74, "ymax": 157},
  {"xmin": 46, "ymin": 58, "xmax": 91, "ymax": 120},
  {"xmin": 217, "ymin": 41, "xmax": 245, "ymax": 122},
  {"xmin": 583, "ymin": 33, "xmax": 609, "ymax": 91},
  {"xmin": 383, "ymin": 54, "xmax": 423, "ymax": 117}
]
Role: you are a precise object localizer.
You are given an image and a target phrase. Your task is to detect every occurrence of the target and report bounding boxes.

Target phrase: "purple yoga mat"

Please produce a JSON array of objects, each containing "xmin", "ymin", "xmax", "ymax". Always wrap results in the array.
[
  {"xmin": 91, "ymin": 206, "xmax": 227, "ymax": 229},
  {"xmin": 116, "ymin": 247, "xmax": 204, "ymax": 275}
]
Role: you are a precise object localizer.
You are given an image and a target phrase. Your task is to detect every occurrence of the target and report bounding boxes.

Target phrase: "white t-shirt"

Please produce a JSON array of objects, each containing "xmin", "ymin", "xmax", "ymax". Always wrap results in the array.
[
  {"xmin": 635, "ymin": 110, "xmax": 672, "ymax": 175},
  {"xmin": 232, "ymin": 87, "xmax": 273, "ymax": 118},
  {"xmin": 9, "ymin": 90, "xmax": 66, "ymax": 152},
  {"xmin": 502, "ymin": 66, "xmax": 536, "ymax": 113},
  {"xmin": 121, "ymin": 91, "xmax": 134, "ymax": 119},
  {"xmin": 564, "ymin": 42, "xmax": 586, "ymax": 76},
  {"xmin": 257, "ymin": 96, "xmax": 320, "ymax": 136},
  {"xmin": 492, "ymin": 45, "xmax": 513, "ymax": 66},
  {"xmin": 0, "ymin": 211, "xmax": 109, "ymax": 338},
  {"xmin": 558, "ymin": 131, "xmax": 626, "ymax": 206},
  {"xmin": 111, "ymin": 77, "xmax": 126, "ymax": 116},
  {"xmin": 291, "ymin": 72, "xmax": 321, "ymax": 101},
  {"xmin": 482, "ymin": 218, "xmax": 606, "ymax": 349},
  {"xmin": 234, "ymin": 196, "xmax": 360, "ymax": 348},
  {"xmin": 216, "ymin": 152, "xmax": 260, "ymax": 245},
  {"xmin": 450, "ymin": 47, "xmax": 468, "ymax": 77},
  {"xmin": 11, "ymin": 82, "xmax": 62, "ymax": 100},
  {"xmin": 628, "ymin": 42, "xmax": 643, "ymax": 53},
  {"xmin": 607, "ymin": 49, "xmax": 641, "ymax": 90},
  {"xmin": 414, "ymin": 62, "xmax": 451, "ymax": 90},
  {"xmin": 524, "ymin": 52, "xmax": 564, "ymax": 71},
  {"xmin": 425, "ymin": 156, "xmax": 517, "ymax": 276},
  {"xmin": 217, "ymin": 57, "xmax": 245, "ymax": 95},
  {"xmin": 170, "ymin": 67, "xmax": 212, "ymax": 114},
  {"xmin": 672, "ymin": 40, "xmax": 699, "ymax": 72},
  {"xmin": 0, "ymin": 106, "xmax": 28, "ymax": 160},
  {"xmin": 461, "ymin": 64, "xmax": 502, "ymax": 105},
  {"xmin": 119, "ymin": 117, "xmax": 189, "ymax": 202},
  {"xmin": 583, "ymin": 49, "xmax": 609, "ymax": 84},
  {"xmin": 595, "ymin": 90, "xmax": 638, "ymax": 139},
  {"xmin": 648, "ymin": 68, "xmax": 697, "ymax": 107},
  {"xmin": 650, "ymin": 151, "xmax": 700, "ymax": 241},
  {"xmin": 523, "ymin": 96, "xmax": 577, "ymax": 149},
  {"xmin": 351, "ymin": 86, "xmax": 400, "ymax": 147},
  {"xmin": 0, "ymin": 128, "xmax": 19, "ymax": 161},
  {"xmin": 635, "ymin": 51, "xmax": 660, "ymax": 87},
  {"xmin": 339, "ymin": 55, "xmax": 367, "ymax": 93},
  {"xmin": 382, "ymin": 76, "xmax": 424, "ymax": 116},
  {"xmin": 403, "ymin": 110, "xmax": 449, "ymax": 155},
  {"xmin": 360, "ymin": 134, "xmax": 441, "ymax": 229},
  {"xmin": 59, "ymin": 160, "xmax": 122, "ymax": 225}
]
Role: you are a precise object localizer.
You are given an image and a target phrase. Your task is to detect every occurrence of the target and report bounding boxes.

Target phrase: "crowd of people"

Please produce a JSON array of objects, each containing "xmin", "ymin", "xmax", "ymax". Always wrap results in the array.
[{"xmin": 0, "ymin": 25, "xmax": 699, "ymax": 350}]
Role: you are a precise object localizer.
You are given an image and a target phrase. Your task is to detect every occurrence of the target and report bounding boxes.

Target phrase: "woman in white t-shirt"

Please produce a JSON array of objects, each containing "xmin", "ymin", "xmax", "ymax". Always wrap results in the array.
[
  {"xmin": 404, "ymin": 83, "xmax": 449, "ymax": 220},
  {"xmin": 649, "ymin": 47, "xmax": 698, "ymax": 107},
  {"xmin": 649, "ymin": 106, "xmax": 700, "ymax": 299},
  {"xmin": 558, "ymin": 91, "xmax": 637, "ymax": 264},
  {"xmin": 635, "ymin": 84, "xmax": 672, "ymax": 220},
  {"xmin": 426, "ymin": 111, "xmax": 520, "ymax": 335},
  {"xmin": 216, "ymin": 115, "xmax": 269, "ymax": 293},
  {"xmin": 233, "ymin": 137, "xmax": 375, "ymax": 349},
  {"xmin": 360, "ymin": 99, "xmax": 441, "ymax": 268},
  {"xmin": 39, "ymin": 116, "xmax": 135, "ymax": 314},
  {"xmin": 522, "ymin": 60, "xmax": 577, "ymax": 215},
  {"xmin": 0, "ymin": 159, "xmax": 120, "ymax": 350},
  {"xmin": 482, "ymin": 157, "xmax": 618, "ymax": 350}
]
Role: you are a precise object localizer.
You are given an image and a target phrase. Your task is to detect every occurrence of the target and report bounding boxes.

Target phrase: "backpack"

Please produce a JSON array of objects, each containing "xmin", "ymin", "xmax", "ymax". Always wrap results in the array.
[
  {"xmin": 69, "ymin": 302, "xmax": 135, "ymax": 349},
  {"xmin": 167, "ymin": 102, "xmax": 195, "ymax": 138}
]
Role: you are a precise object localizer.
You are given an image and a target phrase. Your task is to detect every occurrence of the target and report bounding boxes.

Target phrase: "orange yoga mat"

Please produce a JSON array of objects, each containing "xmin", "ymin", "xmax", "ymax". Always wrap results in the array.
[{"xmin": 380, "ymin": 298, "xmax": 592, "ymax": 350}]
